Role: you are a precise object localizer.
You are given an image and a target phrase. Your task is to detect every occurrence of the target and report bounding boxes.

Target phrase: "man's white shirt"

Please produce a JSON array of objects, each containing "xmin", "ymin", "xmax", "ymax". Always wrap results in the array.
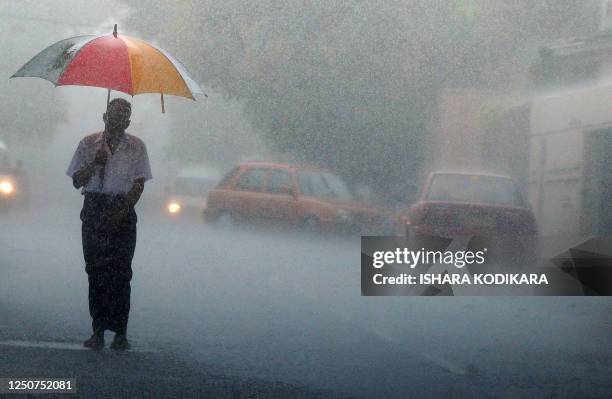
[{"xmin": 67, "ymin": 131, "xmax": 152, "ymax": 194}]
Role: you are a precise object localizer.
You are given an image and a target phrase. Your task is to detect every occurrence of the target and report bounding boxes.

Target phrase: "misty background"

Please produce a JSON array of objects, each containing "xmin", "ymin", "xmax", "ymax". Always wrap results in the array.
[{"xmin": 1, "ymin": 0, "xmax": 603, "ymax": 200}]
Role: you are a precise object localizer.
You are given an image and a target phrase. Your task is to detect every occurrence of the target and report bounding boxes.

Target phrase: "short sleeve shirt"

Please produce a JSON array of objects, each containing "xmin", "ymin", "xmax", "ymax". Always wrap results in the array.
[{"xmin": 66, "ymin": 131, "xmax": 152, "ymax": 194}]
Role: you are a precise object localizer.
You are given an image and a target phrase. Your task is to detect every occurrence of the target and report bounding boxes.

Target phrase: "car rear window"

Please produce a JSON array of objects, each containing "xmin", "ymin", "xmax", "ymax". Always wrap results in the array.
[{"xmin": 427, "ymin": 174, "xmax": 523, "ymax": 206}]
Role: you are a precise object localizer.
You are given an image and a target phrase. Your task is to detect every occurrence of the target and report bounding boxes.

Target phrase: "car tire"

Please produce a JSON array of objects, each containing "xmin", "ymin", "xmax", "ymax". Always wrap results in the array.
[
  {"xmin": 302, "ymin": 216, "xmax": 320, "ymax": 233},
  {"xmin": 216, "ymin": 211, "xmax": 234, "ymax": 229}
]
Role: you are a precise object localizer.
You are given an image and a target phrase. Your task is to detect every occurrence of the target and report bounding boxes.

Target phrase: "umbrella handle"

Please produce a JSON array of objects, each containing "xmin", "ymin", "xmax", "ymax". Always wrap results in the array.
[
  {"xmin": 98, "ymin": 139, "xmax": 105, "ymax": 190},
  {"xmin": 102, "ymin": 87, "xmax": 110, "ymax": 189}
]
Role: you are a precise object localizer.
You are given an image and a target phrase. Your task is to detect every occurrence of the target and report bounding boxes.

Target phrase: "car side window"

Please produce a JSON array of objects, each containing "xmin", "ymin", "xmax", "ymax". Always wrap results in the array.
[
  {"xmin": 267, "ymin": 170, "xmax": 293, "ymax": 194},
  {"xmin": 235, "ymin": 168, "xmax": 268, "ymax": 192}
]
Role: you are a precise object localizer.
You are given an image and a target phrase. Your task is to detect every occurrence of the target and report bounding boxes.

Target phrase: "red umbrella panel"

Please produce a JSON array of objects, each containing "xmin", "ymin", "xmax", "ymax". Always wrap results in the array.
[{"xmin": 11, "ymin": 28, "xmax": 203, "ymax": 111}]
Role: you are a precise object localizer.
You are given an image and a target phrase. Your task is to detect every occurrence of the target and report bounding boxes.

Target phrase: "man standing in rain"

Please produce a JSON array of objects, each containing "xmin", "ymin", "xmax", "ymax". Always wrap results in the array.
[{"xmin": 67, "ymin": 98, "xmax": 151, "ymax": 350}]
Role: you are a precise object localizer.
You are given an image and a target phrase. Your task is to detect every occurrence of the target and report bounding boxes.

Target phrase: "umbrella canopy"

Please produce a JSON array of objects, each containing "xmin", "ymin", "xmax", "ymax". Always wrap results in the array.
[{"xmin": 11, "ymin": 25, "xmax": 203, "ymax": 110}]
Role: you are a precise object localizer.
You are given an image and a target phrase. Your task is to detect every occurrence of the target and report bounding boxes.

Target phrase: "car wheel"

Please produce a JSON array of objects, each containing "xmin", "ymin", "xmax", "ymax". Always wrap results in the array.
[
  {"xmin": 302, "ymin": 216, "xmax": 320, "ymax": 233},
  {"xmin": 216, "ymin": 211, "xmax": 234, "ymax": 229}
]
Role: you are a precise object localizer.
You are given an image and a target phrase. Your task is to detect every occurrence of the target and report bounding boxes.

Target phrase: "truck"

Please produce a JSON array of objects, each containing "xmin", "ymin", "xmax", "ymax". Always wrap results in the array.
[
  {"xmin": 525, "ymin": 85, "xmax": 612, "ymax": 237},
  {"xmin": 423, "ymin": 86, "xmax": 611, "ymax": 238}
]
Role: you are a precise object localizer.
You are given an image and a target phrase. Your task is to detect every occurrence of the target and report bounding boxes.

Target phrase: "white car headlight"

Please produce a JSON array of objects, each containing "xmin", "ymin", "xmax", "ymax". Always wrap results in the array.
[
  {"xmin": 167, "ymin": 202, "xmax": 181, "ymax": 214},
  {"xmin": 0, "ymin": 181, "xmax": 14, "ymax": 195}
]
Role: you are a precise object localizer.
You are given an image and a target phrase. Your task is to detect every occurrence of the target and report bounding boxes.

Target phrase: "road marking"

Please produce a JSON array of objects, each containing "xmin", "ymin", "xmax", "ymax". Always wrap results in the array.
[
  {"xmin": 0, "ymin": 340, "xmax": 156, "ymax": 353},
  {"xmin": 0, "ymin": 340, "xmax": 89, "ymax": 351}
]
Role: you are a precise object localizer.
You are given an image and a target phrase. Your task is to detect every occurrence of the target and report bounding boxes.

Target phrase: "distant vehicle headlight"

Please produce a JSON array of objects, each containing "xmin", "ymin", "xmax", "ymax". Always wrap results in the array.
[
  {"xmin": 0, "ymin": 181, "xmax": 14, "ymax": 195},
  {"xmin": 168, "ymin": 202, "xmax": 181, "ymax": 214}
]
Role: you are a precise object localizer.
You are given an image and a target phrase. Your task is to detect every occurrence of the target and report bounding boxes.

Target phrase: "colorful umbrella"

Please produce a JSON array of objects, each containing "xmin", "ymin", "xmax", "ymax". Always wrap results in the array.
[{"xmin": 11, "ymin": 25, "xmax": 204, "ymax": 113}]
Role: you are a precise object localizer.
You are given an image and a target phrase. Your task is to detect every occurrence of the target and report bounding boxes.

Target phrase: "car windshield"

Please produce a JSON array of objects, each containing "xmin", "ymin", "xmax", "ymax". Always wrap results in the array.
[
  {"xmin": 297, "ymin": 171, "xmax": 354, "ymax": 201},
  {"xmin": 172, "ymin": 177, "xmax": 216, "ymax": 197},
  {"xmin": 427, "ymin": 174, "xmax": 523, "ymax": 206}
]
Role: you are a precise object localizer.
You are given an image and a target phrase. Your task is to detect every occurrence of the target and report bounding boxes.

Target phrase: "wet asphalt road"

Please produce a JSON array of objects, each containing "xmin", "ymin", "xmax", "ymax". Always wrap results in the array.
[{"xmin": 1, "ymin": 202, "xmax": 611, "ymax": 398}]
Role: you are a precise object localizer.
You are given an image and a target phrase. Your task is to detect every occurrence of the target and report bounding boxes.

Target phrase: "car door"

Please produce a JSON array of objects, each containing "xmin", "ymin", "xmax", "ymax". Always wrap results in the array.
[
  {"xmin": 259, "ymin": 169, "xmax": 299, "ymax": 225},
  {"xmin": 232, "ymin": 168, "xmax": 269, "ymax": 222}
]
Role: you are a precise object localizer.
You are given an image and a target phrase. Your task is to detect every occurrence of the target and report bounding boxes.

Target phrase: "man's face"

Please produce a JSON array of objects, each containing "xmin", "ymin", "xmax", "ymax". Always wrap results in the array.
[{"xmin": 103, "ymin": 104, "xmax": 131, "ymax": 135}]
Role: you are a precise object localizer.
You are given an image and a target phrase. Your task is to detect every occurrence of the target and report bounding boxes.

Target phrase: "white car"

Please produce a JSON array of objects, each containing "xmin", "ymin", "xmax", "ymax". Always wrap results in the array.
[{"xmin": 165, "ymin": 166, "xmax": 221, "ymax": 217}]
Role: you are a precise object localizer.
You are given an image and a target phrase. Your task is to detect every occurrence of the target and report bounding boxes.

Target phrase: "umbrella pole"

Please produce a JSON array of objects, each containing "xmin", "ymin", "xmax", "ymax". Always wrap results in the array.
[
  {"xmin": 106, "ymin": 88, "xmax": 111, "ymax": 111},
  {"xmin": 161, "ymin": 91, "xmax": 165, "ymax": 113}
]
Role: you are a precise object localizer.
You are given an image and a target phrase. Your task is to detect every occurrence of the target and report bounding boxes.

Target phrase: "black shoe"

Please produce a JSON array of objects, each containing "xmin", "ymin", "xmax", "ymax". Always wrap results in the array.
[
  {"xmin": 83, "ymin": 333, "xmax": 104, "ymax": 350},
  {"xmin": 110, "ymin": 334, "xmax": 130, "ymax": 351}
]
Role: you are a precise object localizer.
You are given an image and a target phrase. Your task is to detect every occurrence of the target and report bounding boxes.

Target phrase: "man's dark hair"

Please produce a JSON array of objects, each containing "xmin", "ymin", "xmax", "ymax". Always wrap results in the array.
[{"xmin": 108, "ymin": 98, "xmax": 132, "ymax": 117}]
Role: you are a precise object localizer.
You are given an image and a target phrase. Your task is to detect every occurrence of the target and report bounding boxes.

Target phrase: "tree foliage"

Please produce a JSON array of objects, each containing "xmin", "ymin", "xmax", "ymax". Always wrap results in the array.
[{"xmin": 128, "ymin": 0, "xmax": 597, "ymax": 190}]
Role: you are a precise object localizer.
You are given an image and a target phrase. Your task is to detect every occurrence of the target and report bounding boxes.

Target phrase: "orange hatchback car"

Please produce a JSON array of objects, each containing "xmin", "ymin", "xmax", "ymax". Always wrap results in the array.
[{"xmin": 204, "ymin": 162, "xmax": 392, "ymax": 234}]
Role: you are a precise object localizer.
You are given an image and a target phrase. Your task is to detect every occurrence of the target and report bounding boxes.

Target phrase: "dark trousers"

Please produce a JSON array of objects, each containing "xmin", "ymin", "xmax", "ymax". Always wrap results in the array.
[{"xmin": 81, "ymin": 192, "xmax": 137, "ymax": 335}]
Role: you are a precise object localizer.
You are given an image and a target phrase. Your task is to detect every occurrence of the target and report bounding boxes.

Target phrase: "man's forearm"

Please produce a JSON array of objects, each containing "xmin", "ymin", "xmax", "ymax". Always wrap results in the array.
[
  {"xmin": 72, "ymin": 164, "xmax": 96, "ymax": 189},
  {"xmin": 126, "ymin": 178, "xmax": 145, "ymax": 206}
]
